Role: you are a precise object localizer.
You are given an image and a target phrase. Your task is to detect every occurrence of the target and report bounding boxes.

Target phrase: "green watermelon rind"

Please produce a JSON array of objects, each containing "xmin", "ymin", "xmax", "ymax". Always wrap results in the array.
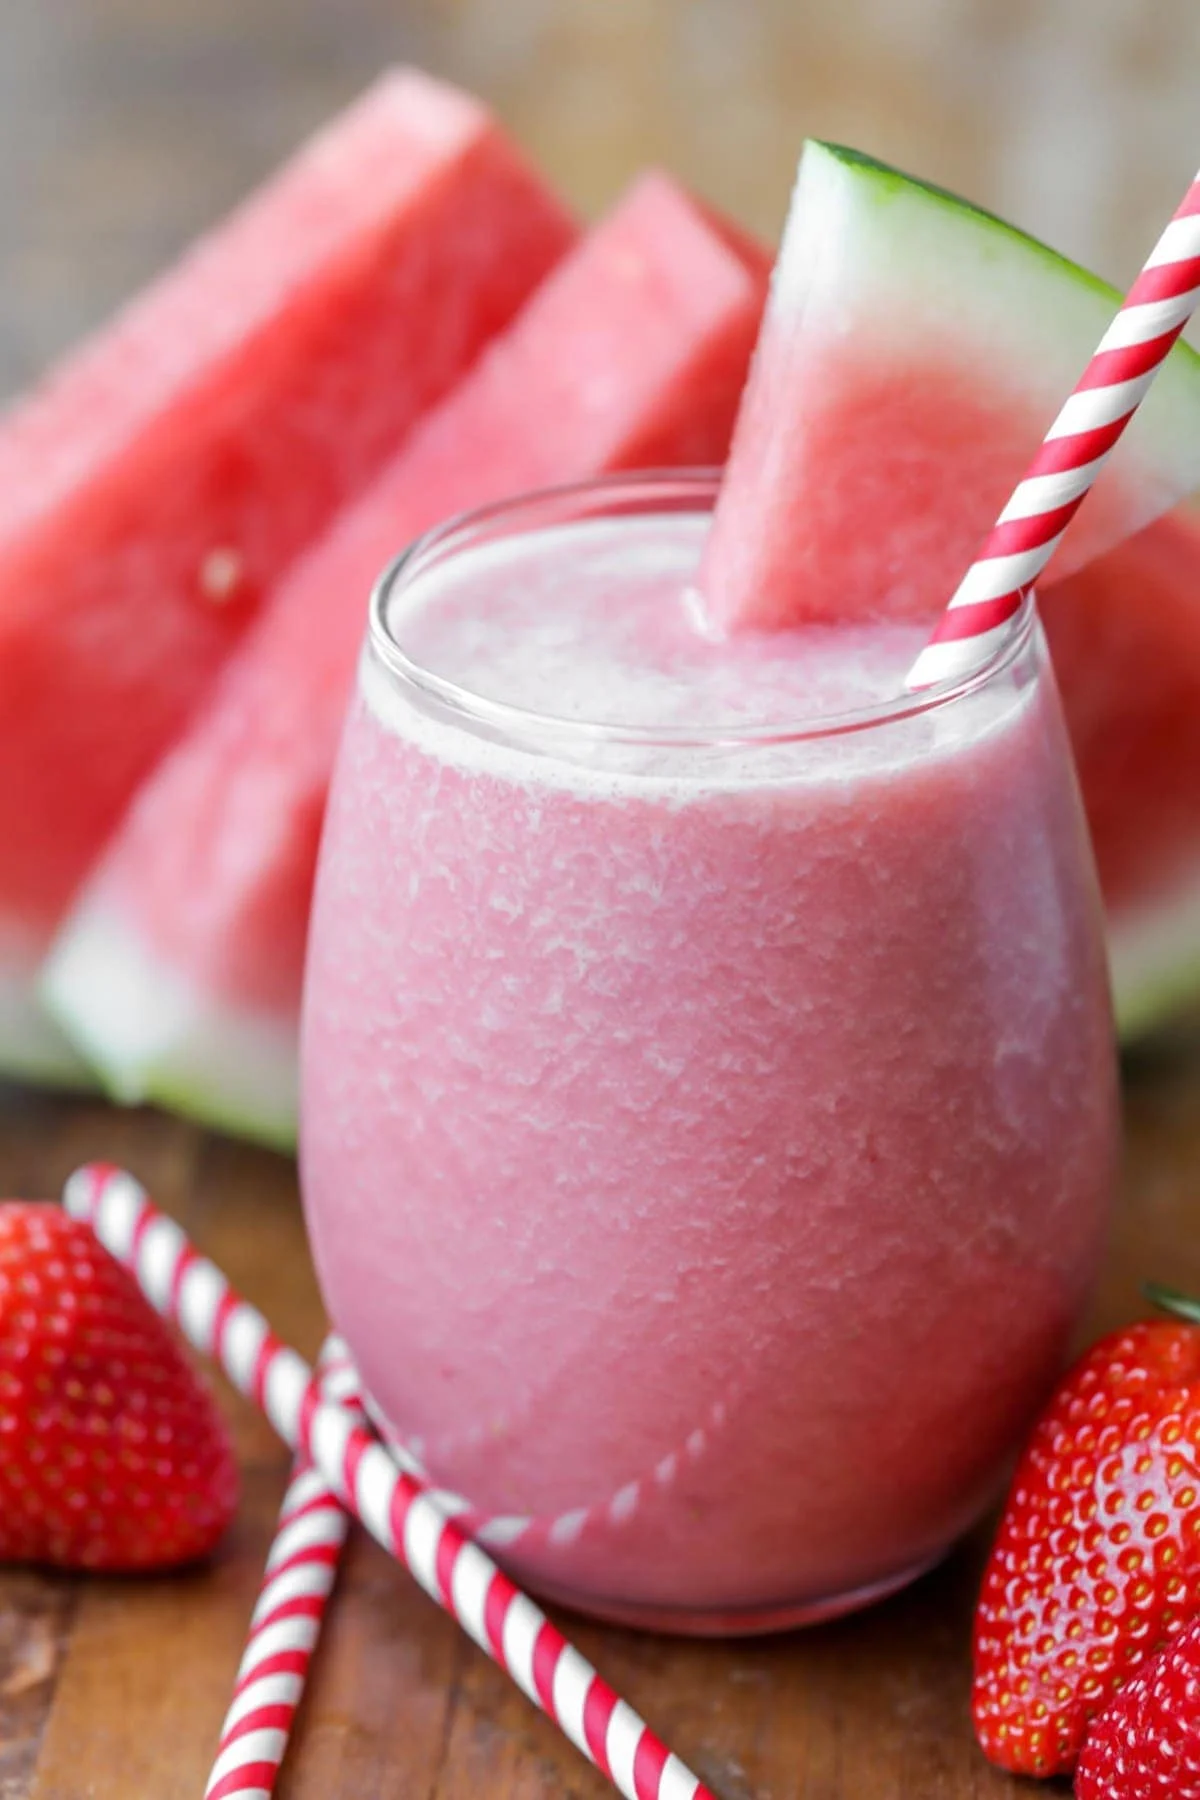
[
  {"xmin": 41, "ymin": 906, "xmax": 297, "ymax": 1151},
  {"xmin": 1110, "ymin": 872, "xmax": 1200, "ymax": 1040},
  {"xmin": 146, "ymin": 1067, "xmax": 296, "ymax": 1154},
  {"xmin": 815, "ymin": 143, "xmax": 1154, "ymax": 319},
  {"xmin": 0, "ymin": 967, "xmax": 96, "ymax": 1090}
]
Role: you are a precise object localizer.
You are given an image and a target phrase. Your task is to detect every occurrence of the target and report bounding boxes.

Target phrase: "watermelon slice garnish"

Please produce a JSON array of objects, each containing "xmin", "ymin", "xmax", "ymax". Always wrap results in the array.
[
  {"xmin": 0, "ymin": 69, "xmax": 574, "ymax": 1086},
  {"xmin": 41, "ymin": 176, "xmax": 771, "ymax": 1146},
  {"xmin": 1039, "ymin": 503, "xmax": 1200, "ymax": 1035},
  {"xmin": 700, "ymin": 140, "xmax": 1200, "ymax": 632},
  {"xmin": 700, "ymin": 140, "xmax": 1200, "ymax": 1040}
]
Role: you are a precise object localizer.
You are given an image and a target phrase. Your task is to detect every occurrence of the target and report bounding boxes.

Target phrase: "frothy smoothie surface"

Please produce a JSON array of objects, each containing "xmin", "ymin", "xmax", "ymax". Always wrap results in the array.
[{"xmin": 378, "ymin": 514, "xmax": 947, "ymax": 777}]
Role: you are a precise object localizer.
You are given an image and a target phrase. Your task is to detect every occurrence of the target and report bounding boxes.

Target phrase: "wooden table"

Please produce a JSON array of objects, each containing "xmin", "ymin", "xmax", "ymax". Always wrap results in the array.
[
  {"xmin": 4, "ymin": 1054, "xmax": 1200, "ymax": 1800},
  {"xmin": 3, "ymin": 3, "xmax": 1200, "ymax": 1795}
]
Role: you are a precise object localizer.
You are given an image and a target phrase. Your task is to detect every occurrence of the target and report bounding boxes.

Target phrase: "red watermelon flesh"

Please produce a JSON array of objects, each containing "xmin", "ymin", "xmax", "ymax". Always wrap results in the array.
[
  {"xmin": 1039, "ymin": 506, "xmax": 1200, "ymax": 1034},
  {"xmin": 0, "ymin": 68, "xmax": 574, "ymax": 1081},
  {"xmin": 701, "ymin": 141, "xmax": 1200, "ymax": 633},
  {"xmin": 43, "ymin": 173, "xmax": 771, "ymax": 1144}
]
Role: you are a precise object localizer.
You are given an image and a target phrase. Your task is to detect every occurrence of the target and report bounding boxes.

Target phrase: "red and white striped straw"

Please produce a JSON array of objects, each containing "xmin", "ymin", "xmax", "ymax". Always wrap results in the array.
[
  {"xmin": 64, "ymin": 1164, "xmax": 714, "ymax": 1800},
  {"xmin": 203, "ymin": 1336, "xmax": 361, "ymax": 1800},
  {"xmin": 906, "ymin": 165, "xmax": 1200, "ymax": 691}
]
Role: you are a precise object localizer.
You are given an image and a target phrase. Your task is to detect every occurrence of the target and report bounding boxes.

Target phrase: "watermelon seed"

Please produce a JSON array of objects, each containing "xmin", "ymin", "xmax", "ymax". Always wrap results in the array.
[{"xmin": 199, "ymin": 548, "xmax": 244, "ymax": 604}]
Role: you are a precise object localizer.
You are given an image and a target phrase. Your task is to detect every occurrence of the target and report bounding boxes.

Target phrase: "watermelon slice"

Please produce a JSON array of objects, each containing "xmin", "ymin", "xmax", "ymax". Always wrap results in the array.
[
  {"xmin": 42, "ymin": 174, "xmax": 772, "ymax": 1146},
  {"xmin": 1038, "ymin": 504, "xmax": 1200, "ymax": 1035},
  {"xmin": 696, "ymin": 140, "xmax": 1200, "ymax": 1039},
  {"xmin": 700, "ymin": 140, "xmax": 1200, "ymax": 633},
  {"xmin": 0, "ymin": 69, "xmax": 574, "ymax": 1085}
]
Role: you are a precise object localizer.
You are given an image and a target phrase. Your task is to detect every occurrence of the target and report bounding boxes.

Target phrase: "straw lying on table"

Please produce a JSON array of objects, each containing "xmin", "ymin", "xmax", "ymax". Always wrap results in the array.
[
  {"xmin": 64, "ymin": 1162, "xmax": 713, "ymax": 1800},
  {"xmin": 906, "ymin": 164, "xmax": 1200, "ymax": 691},
  {"xmin": 203, "ymin": 1336, "xmax": 361, "ymax": 1800}
]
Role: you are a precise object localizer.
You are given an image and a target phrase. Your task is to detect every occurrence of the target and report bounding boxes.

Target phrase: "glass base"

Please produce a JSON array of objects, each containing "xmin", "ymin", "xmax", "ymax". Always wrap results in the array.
[{"xmin": 520, "ymin": 1552, "xmax": 945, "ymax": 1638}]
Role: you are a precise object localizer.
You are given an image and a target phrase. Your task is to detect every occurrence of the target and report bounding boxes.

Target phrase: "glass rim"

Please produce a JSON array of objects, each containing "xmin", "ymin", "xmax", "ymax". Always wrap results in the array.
[{"xmin": 366, "ymin": 470, "xmax": 1038, "ymax": 751}]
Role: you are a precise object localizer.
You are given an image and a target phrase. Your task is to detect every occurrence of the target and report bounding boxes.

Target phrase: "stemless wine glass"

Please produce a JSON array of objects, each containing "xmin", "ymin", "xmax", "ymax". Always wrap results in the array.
[{"xmin": 299, "ymin": 471, "xmax": 1119, "ymax": 1635}]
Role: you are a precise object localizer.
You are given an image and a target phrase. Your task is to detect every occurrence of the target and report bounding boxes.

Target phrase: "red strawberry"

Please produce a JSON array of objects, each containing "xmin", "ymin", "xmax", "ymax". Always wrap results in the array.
[
  {"xmin": 1075, "ymin": 1612, "xmax": 1200, "ymax": 1799},
  {"xmin": 972, "ymin": 1317, "xmax": 1200, "ymax": 1777},
  {"xmin": 0, "ymin": 1201, "xmax": 238, "ymax": 1569}
]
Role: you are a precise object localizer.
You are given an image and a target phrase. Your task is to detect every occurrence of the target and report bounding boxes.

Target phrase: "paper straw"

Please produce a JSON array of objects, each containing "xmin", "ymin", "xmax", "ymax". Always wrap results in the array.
[
  {"xmin": 906, "ymin": 165, "xmax": 1200, "ymax": 691},
  {"xmin": 64, "ymin": 1164, "xmax": 713, "ymax": 1800},
  {"xmin": 203, "ymin": 1335, "xmax": 360, "ymax": 1800}
]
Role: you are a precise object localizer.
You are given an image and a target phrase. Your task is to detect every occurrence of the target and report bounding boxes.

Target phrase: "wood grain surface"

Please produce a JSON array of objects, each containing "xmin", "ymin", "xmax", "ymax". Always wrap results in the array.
[
  {"xmin": 2, "ymin": 3, "xmax": 1200, "ymax": 1795},
  {"xmin": 3, "ymin": 1055, "xmax": 1200, "ymax": 1800}
]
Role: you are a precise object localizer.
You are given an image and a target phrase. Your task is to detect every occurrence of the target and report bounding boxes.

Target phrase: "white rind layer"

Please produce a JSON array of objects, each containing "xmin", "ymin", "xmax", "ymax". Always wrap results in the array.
[
  {"xmin": 42, "ymin": 901, "xmax": 298, "ymax": 1148},
  {"xmin": 0, "ymin": 931, "xmax": 94, "ymax": 1086},
  {"xmin": 1110, "ymin": 861, "xmax": 1200, "ymax": 1041}
]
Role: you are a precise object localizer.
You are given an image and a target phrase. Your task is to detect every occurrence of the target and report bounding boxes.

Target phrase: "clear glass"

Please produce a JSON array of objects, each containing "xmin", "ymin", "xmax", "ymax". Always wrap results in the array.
[{"xmin": 299, "ymin": 472, "xmax": 1119, "ymax": 1635}]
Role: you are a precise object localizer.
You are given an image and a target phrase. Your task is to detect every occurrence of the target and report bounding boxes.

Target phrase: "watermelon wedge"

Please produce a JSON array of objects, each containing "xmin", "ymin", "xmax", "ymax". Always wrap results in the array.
[
  {"xmin": 700, "ymin": 141, "xmax": 1200, "ymax": 633},
  {"xmin": 42, "ymin": 174, "xmax": 772, "ymax": 1146},
  {"xmin": 1038, "ymin": 504, "xmax": 1200, "ymax": 1035},
  {"xmin": 696, "ymin": 140, "xmax": 1200, "ymax": 1039},
  {"xmin": 0, "ymin": 69, "xmax": 574, "ymax": 1085}
]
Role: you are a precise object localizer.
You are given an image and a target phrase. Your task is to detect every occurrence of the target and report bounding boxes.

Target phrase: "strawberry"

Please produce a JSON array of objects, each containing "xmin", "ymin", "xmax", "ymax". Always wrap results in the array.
[
  {"xmin": 972, "ymin": 1315, "xmax": 1200, "ymax": 1777},
  {"xmin": 1075, "ymin": 1612, "xmax": 1200, "ymax": 1799},
  {"xmin": 0, "ymin": 1200, "xmax": 238, "ymax": 1570}
]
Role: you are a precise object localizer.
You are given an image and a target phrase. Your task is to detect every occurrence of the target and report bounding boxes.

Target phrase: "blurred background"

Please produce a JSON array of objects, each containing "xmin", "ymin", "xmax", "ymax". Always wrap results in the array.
[{"xmin": 3, "ymin": 0, "xmax": 1200, "ymax": 396}]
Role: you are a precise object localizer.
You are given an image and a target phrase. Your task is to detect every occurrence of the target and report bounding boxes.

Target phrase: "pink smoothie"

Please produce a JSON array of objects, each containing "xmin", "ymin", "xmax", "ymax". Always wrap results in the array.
[{"xmin": 299, "ymin": 487, "xmax": 1118, "ymax": 1632}]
